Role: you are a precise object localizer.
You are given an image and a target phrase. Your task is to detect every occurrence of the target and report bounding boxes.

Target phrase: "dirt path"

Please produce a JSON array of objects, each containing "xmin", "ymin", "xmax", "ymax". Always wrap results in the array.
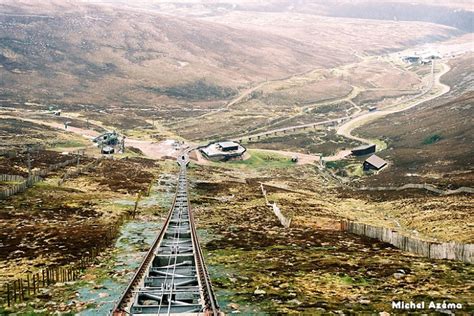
[
  {"xmin": 245, "ymin": 85, "xmax": 363, "ymax": 136},
  {"xmin": 0, "ymin": 114, "xmax": 182, "ymax": 160},
  {"xmin": 170, "ymin": 66, "xmax": 327, "ymax": 126}
]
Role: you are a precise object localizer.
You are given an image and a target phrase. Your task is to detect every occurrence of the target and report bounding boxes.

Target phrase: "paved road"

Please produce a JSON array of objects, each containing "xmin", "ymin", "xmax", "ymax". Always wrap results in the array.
[{"xmin": 331, "ymin": 61, "xmax": 450, "ymax": 158}]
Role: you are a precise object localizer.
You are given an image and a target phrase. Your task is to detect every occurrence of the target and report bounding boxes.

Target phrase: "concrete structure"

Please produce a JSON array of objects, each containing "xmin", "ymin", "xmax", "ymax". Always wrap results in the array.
[
  {"xmin": 351, "ymin": 144, "xmax": 376, "ymax": 156},
  {"xmin": 402, "ymin": 56, "xmax": 420, "ymax": 63},
  {"xmin": 101, "ymin": 146, "xmax": 115, "ymax": 155},
  {"xmin": 217, "ymin": 141, "xmax": 239, "ymax": 152},
  {"xmin": 402, "ymin": 52, "xmax": 440, "ymax": 65},
  {"xmin": 200, "ymin": 141, "xmax": 246, "ymax": 161},
  {"xmin": 363, "ymin": 154, "xmax": 387, "ymax": 171}
]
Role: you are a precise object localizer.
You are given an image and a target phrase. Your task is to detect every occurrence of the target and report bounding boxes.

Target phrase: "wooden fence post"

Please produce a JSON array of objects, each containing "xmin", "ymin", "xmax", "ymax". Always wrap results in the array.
[
  {"xmin": 12, "ymin": 280, "xmax": 16, "ymax": 303},
  {"xmin": 33, "ymin": 274, "xmax": 36, "ymax": 295},
  {"xmin": 26, "ymin": 274, "xmax": 30, "ymax": 297},
  {"xmin": 6, "ymin": 283, "xmax": 10, "ymax": 306}
]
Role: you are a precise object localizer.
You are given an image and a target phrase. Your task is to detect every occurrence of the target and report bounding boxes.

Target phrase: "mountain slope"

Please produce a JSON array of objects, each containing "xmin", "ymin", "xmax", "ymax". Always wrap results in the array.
[{"xmin": 0, "ymin": 0, "xmax": 461, "ymax": 110}]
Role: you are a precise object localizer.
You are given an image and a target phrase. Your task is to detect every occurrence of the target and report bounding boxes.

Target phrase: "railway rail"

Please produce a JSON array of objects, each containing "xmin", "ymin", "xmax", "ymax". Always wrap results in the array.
[{"xmin": 111, "ymin": 155, "xmax": 220, "ymax": 315}]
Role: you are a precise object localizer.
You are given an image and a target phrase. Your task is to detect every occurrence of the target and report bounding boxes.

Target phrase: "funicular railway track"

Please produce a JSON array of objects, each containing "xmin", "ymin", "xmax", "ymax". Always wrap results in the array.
[{"xmin": 111, "ymin": 155, "xmax": 220, "ymax": 316}]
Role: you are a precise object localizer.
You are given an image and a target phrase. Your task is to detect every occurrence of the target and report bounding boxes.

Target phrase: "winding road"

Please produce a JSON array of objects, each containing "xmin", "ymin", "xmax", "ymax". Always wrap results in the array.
[{"xmin": 327, "ymin": 60, "xmax": 451, "ymax": 160}]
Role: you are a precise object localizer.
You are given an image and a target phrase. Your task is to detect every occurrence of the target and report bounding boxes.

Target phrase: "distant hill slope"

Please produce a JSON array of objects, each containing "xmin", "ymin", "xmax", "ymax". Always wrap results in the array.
[
  {"xmin": 0, "ymin": 0, "xmax": 462, "ymax": 109},
  {"xmin": 356, "ymin": 54, "xmax": 474, "ymax": 187}
]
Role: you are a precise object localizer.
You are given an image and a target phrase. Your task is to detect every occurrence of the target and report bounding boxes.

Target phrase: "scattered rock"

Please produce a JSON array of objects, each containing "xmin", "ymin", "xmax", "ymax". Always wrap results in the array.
[
  {"xmin": 33, "ymin": 309, "xmax": 48, "ymax": 314},
  {"xmin": 254, "ymin": 289, "xmax": 266, "ymax": 295},
  {"xmin": 228, "ymin": 303, "xmax": 240, "ymax": 310}
]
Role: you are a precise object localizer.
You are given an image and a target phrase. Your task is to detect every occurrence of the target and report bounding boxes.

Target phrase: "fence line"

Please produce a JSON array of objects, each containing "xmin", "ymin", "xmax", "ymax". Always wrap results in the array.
[
  {"xmin": 58, "ymin": 158, "xmax": 102, "ymax": 186},
  {"xmin": 0, "ymin": 175, "xmax": 41, "ymax": 200},
  {"xmin": 260, "ymin": 183, "xmax": 291, "ymax": 228},
  {"xmin": 341, "ymin": 221, "xmax": 473, "ymax": 263},
  {"xmin": 358, "ymin": 184, "xmax": 474, "ymax": 195},
  {"xmin": 0, "ymin": 144, "xmax": 86, "ymax": 157},
  {"xmin": 0, "ymin": 155, "xmax": 86, "ymax": 200},
  {"xmin": 0, "ymin": 174, "xmax": 25, "ymax": 182},
  {"xmin": 0, "ymin": 212, "xmax": 132, "ymax": 307}
]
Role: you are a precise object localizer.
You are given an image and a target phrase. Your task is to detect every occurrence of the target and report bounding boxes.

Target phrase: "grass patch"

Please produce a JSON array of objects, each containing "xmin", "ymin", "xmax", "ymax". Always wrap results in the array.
[
  {"xmin": 52, "ymin": 139, "xmax": 89, "ymax": 148},
  {"xmin": 422, "ymin": 134, "xmax": 442, "ymax": 145},
  {"xmin": 325, "ymin": 160, "xmax": 348, "ymax": 170},
  {"xmin": 225, "ymin": 150, "xmax": 293, "ymax": 169},
  {"xmin": 346, "ymin": 163, "xmax": 364, "ymax": 177},
  {"xmin": 339, "ymin": 274, "xmax": 371, "ymax": 286}
]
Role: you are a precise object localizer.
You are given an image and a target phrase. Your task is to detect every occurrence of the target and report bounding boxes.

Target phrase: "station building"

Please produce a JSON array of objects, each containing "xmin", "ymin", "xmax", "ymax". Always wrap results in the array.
[
  {"xmin": 363, "ymin": 154, "xmax": 387, "ymax": 171},
  {"xmin": 351, "ymin": 144, "xmax": 376, "ymax": 156},
  {"xmin": 200, "ymin": 141, "xmax": 246, "ymax": 161}
]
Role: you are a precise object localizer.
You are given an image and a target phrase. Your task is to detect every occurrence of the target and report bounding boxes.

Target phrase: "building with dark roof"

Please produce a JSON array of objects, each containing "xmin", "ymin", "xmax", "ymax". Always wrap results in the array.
[
  {"xmin": 217, "ymin": 141, "xmax": 239, "ymax": 152},
  {"xmin": 351, "ymin": 144, "xmax": 376, "ymax": 156}
]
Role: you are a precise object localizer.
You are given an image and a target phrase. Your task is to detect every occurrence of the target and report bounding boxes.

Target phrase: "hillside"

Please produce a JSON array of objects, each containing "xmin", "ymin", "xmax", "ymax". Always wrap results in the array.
[{"xmin": 0, "ymin": 0, "xmax": 463, "ymax": 113}]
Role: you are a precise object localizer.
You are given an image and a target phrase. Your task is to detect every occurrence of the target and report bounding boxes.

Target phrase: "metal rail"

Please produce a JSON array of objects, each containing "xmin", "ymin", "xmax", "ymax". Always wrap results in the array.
[{"xmin": 111, "ymin": 155, "xmax": 220, "ymax": 316}]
